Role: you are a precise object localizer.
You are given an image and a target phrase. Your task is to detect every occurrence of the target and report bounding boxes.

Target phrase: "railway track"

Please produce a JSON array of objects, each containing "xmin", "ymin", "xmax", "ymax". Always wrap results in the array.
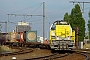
[
  {"xmin": 74, "ymin": 52, "xmax": 89, "ymax": 60},
  {"xmin": 24, "ymin": 53, "xmax": 71, "ymax": 60},
  {"xmin": 0, "ymin": 47, "xmax": 33, "ymax": 57},
  {"xmin": 0, "ymin": 46, "xmax": 90, "ymax": 60},
  {"xmin": 23, "ymin": 50, "xmax": 90, "ymax": 60},
  {"xmin": 73, "ymin": 49, "xmax": 90, "ymax": 60}
]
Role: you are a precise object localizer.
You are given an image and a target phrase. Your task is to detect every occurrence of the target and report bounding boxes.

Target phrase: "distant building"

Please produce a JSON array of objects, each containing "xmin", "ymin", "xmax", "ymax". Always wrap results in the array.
[{"xmin": 15, "ymin": 21, "xmax": 31, "ymax": 32}]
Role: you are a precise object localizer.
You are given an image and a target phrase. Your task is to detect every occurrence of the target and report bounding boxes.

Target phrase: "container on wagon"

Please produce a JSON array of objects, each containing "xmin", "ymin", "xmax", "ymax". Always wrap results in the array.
[{"xmin": 26, "ymin": 31, "xmax": 37, "ymax": 42}]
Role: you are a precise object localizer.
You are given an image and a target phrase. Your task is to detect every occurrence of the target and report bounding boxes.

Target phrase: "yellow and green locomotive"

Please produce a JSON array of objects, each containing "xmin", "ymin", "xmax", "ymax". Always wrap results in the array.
[{"xmin": 50, "ymin": 20, "xmax": 75, "ymax": 50}]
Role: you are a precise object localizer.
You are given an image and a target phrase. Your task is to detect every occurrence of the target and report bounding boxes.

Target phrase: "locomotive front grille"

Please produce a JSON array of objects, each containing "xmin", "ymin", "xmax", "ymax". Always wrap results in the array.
[{"xmin": 50, "ymin": 40, "xmax": 75, "ymax": 50}]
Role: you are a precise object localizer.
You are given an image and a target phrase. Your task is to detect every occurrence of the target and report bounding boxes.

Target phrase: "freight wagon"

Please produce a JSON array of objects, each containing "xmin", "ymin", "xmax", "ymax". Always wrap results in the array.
[
  {"xmin": 0, "ymin": 33, "xmax": 7, "ymax": 45},
  {"xmin": 0, "ymin": 31, "xmax": 50, "ymax": 48},
  {"xmin": 0, "ymin": 31, "xmax": 37, "ymax": 46}
]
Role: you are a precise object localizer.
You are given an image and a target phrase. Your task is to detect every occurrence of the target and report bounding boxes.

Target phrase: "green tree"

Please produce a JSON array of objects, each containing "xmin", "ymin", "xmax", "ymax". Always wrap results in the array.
[
  {"xmin": 63, "ymin": 4, "xmax": 85, "ymax": 41},
  {"xmin": 63, "ymin": 12, "xmax": 70, "ymax": 23},
  {"xmin": 87, "ymin": 10, "xmax": 90, "ymax": 40}
]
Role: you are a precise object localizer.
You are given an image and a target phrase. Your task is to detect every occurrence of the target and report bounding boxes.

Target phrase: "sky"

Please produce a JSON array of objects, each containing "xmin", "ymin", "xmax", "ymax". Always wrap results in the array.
[{"xmin": 0, "ymin": 0, "xmax": 90, "ymax": 38}]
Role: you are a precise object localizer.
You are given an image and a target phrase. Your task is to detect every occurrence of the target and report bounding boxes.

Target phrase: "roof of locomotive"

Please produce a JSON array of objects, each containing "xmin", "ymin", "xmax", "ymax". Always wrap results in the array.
[
  {"xmin": 53, "ymin": 20, "xmax": 69, "ymax": 25},
  {"xmin": 50, "ymin": 20, "xmax": 70, "ymax": 30}
]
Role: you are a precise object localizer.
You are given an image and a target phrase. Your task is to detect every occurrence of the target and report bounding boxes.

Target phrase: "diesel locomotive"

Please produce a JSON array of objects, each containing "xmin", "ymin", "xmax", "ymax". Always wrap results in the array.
[{"xmin": 49, "ymin": 20, "xmax": 75, "ymax": 50}]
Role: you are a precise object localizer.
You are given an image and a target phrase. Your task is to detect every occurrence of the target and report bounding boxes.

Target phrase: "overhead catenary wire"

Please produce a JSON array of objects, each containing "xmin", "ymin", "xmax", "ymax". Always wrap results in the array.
[
  {"xmin": 8, "ymin": 2, "xmax": 43, "ymax": 22},
  {"xmin": 12, "ymin": 3, "xmax": 42, "ymax": 13},
  {"xmin": 25, "ymin": 4, "xmax": 42, "ymax": 20},
  {"xmin": 69, "ymin": 1, "xmax": 90, "ymax": 13},
  {"xmin": 7, "ymin": 2, "xmax": 44, "ymax": 23},
  {"xmin": 10, "ymin": 1, "xmax": 87, "ymax": 22},
  {"xmin": 46, "ymin": 1, "xmax": 90, "ymax": 20},
  {"xmin": 7, "ymin": 1, "xmax": 90, "ymax": 33},
  {"xmin": 31, "ymin": 3, "xmax": 42, "ymax": 14},
  {"xmin": 46, "ymin": 4, "xmax": 90, "ymax": 20},
  {"xmin": 7, "ymin": 2, "xmax": 90, "ymax": 25},
  {"xmin": 26, "ymin": 4, "xmax": 73, "ymax": 21},
  {"xmin": 46, "ymin": 5, "xmax": 73, "ymax": 15}
]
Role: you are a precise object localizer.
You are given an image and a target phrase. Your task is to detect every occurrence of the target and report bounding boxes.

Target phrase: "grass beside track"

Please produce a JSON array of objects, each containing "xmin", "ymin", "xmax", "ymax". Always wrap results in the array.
[
  {"xmin": 0, "ymin": 45, "xmax": 12, "ymax": 53},
  {"xmin": 84, "ymin": 43, "xmax": 90, "ymax": 49}
]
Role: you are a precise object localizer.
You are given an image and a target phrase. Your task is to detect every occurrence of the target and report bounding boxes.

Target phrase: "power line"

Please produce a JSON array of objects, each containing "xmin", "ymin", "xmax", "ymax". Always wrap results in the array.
[
  {"xmin": 69, "ymin": 1, "xmax": 90, "ymax": 13},
  {"xmin": 31, "ymin": 3, "xmax": 42, "ymax": 14},
  {"xmin": 46, "ymin": 5, "xmax": 73, "ymax": 15},
  {"xmin": 13, "ymin": 3, "xmax": 42, "ymax": 13},
  {"xmin": 7, "ymin": 14, "xmax": 43, "ymax": 22}
]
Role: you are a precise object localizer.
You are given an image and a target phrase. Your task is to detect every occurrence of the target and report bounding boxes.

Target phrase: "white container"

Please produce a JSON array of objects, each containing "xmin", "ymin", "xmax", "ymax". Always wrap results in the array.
[{"xmin": 79, "ymin": 42, "xmax": 83, "ymax": 49}]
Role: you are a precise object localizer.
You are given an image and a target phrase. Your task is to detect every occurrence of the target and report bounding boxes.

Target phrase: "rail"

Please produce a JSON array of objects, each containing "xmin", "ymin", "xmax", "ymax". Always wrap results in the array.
[{"xmin": 0, "ymin": 47, "xmax": 33, "ymax": 57}]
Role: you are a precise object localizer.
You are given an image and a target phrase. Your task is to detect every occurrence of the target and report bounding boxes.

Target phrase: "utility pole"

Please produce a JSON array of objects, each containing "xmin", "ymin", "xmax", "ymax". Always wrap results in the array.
[
  {"xmin": 76, "ymin": 27, "xmax": 79, "ymax": 49},
  {"xmin": 43, "ymin": 2, "xmax": 45, "ymax": 40},
  {"xmin": 88, "ymin": 10, "xmax": 90, "ymax": 40},
  {"xmin": 69, "ymin": 1, "xmax": 90, "ymax": 13},
  {"xmin": 0, "ymin": 22, "xmax": 7, "ymax": 32}
]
